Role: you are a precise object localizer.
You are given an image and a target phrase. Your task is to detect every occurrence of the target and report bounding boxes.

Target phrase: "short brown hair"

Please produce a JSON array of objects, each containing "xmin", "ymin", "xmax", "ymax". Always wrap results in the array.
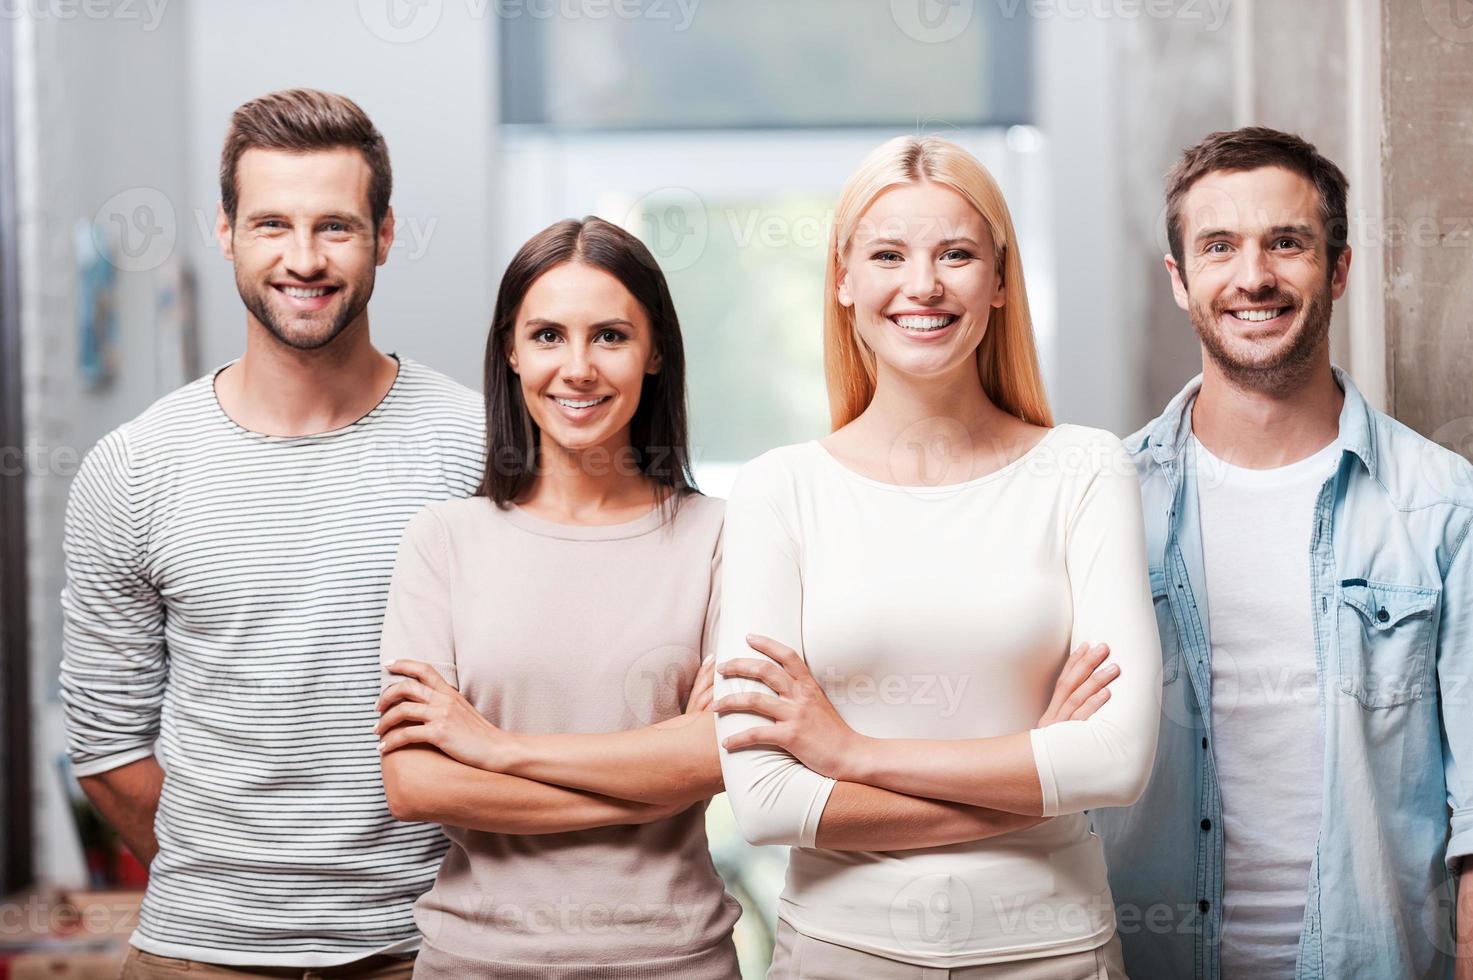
[
  {"xmin": 1165, "ymin": 126, "xmax": 1349, "ymax": 280},
  {"xmin": 219, "ymin": 88, "xmax": 392, "ymax": 228}
]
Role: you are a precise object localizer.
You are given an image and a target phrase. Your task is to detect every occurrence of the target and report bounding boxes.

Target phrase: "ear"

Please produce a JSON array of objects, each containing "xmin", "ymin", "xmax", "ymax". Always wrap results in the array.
[
  {"xmin": 215, "ymin": 203, "xmax": 234, "ymax": 261},
  {"xmin": 646, "ymin": 348, "xmax": 663, "ymax": 375},
  {"xmin": 1165, "ymin": 253, "xmax": 1190, "ymax": 312},
  {"xmin": 1329, "ymin": 244, "xmax": 1351, "ymax": 301},
  {"xmin": 375, "ymin": 206, "xmax": 396, "ymax": 267},
  {"xmin": 836, "ymin": 260, "xmax": 854, "ymax": 308},
  {"xmin": 504, "ymin": 331, "xmax": 519, "ymax": 374},
  {"xmin": 990, "ymin": 258, "xmax": 1006, "ymax": 309}
]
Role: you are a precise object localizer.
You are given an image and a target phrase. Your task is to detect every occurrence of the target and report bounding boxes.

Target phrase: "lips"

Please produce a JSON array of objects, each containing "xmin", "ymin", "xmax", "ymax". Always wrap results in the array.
[
  {"xmin": 888, "ymin": 312, "xmax": 960, "ymax": 340},
  {"xmin": 1221, "ymin": 304, "xmax": 1294, "ymax": 330},
  {"xmin": 548, "ymin": 394, "xmax": 611, "ymax": 421},
  {"xmin": 273, "ymin": 283, "xmax": 340, "ymax": 312}
]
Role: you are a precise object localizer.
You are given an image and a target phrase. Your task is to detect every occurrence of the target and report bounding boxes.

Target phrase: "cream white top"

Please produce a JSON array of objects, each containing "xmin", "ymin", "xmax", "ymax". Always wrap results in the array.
[{"xmin": 714, "ymin": 424, "xmax": 1161, "ymax": 967}]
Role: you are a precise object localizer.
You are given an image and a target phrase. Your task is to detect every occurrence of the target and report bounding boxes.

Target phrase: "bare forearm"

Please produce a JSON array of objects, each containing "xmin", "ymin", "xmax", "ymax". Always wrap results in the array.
[
  {"xmin": 814, "ymin": 780, "xmax": 1043, "ymax": 851},
  {"xmin": 383, "ymin": 747, "xmax": 680, "ymax": 834},
  {"xmin": 77, "ymin": 756, "xmax": 165, "ymax": 866},
  {"xmin": 1458, "ymin": 862, "xmax": 1472, "ymax": 980},
  {"xmin": 845, "ymin": 731, "xmax": 1045, "ymax": 816},
  {"xmin": 504, "ymin": 713, "xmax": 722, "ymax": 807}
]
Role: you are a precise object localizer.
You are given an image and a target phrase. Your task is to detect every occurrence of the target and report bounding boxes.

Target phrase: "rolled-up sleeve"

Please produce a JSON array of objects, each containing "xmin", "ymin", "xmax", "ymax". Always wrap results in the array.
[
  {"xmin": 59, "ymin": 433, "xmax": 167, "ymax": 777},
  {"xmin": 1028, "ymin": 435, "xmax": 1162, "ymax": 816},
  {"xmin": 1439, "ymin": 516, "xmax": 1473, "ymax": 873},
  {"xmin": 715, "ymin": 456, "xmax": 836, "ymax": 847}
]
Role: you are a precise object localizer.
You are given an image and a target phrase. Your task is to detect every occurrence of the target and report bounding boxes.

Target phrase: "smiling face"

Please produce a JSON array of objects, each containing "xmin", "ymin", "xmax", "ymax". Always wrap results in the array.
[
  {"xmin": 506, "ymin": 261, "xmax": 662, "ymax": 457},
  {"xmin": 218, "ymin": 147, "xmax": 393, "ymax": 350},
  {"xmin": 837, "ymin": 181, "xmax": 1005, "ymax": 383},
  {"xmin": 1168, "ymin": 165, "xmax": 1350, "ymax": 394}
]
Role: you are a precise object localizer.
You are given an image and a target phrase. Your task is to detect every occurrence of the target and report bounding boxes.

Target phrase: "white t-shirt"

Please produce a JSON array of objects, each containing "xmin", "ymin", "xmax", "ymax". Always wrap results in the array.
[
  {"xmin": 715, "ymin": 425, "xmax": 1162, "ymax": 967},
  {"xmin": 1193, "ymin": 433, "xmax": 1341, "ymax": 979}
]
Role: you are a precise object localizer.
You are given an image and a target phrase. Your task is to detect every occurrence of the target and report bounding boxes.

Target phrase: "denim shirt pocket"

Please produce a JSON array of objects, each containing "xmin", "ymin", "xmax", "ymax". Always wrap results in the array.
[
  {"xmin": 1150, "ymin": 565, "xmax": 1181, "ymax": 685},
  {"xmin": 1336, "ymin": 579, "xmax": 1439, "ymax": 709}
]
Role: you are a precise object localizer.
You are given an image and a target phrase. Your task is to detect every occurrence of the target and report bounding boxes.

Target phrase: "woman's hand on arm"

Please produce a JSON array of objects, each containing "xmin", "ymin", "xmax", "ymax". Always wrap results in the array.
[
  {"xmin": 714, "ymin": 635, "xmax": 1118, "ymax": 815},
  {"xmin": 378, "ymin": 658, "xmax": 724, "ymax": 808}
]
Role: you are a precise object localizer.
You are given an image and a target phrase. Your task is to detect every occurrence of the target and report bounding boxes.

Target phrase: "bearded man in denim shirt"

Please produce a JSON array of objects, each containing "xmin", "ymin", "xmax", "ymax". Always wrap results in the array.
[{"xmin": 1090, "ymin": 126, "xmax": 1473, "ymax": 979}]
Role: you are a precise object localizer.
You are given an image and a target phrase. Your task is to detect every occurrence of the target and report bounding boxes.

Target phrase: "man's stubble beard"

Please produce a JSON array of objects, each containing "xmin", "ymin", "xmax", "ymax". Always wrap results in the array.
[
  {"xmin": 1189, "ymin": 280, "xmax": 1333, "ymax": 398},
  {"xmin": 237, "ymin": 267, "xmax": 375, "ymax": 352}
]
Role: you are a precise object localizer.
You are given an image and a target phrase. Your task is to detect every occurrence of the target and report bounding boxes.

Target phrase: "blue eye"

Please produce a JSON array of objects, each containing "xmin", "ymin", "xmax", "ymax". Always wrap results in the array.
[{"xmin": 941, "ymin": 248, "xmax": 973, "ymax": 262}]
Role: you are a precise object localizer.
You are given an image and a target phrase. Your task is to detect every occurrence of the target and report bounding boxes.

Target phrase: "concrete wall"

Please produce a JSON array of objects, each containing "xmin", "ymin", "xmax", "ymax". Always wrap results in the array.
[{"xmin": 1380, "ymin": 1, "xmax": 1473, "ymax": 451}]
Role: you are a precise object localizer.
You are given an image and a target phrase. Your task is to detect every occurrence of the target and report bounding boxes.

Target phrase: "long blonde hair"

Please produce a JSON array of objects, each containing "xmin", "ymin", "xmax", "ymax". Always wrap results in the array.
[{"xmin": 823, "ymin": 136, "xmax": 1053, "ymax": 430}]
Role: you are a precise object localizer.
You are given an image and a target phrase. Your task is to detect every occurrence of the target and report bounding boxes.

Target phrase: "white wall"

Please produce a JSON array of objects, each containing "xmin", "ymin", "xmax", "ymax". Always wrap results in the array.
[
  {"xmin": 15, "ymin": 0, "xmax": 190, "ymax": 886},
  {"xmin": 182, "ymin": 1, "xmax": 498, "ymax": 389}
]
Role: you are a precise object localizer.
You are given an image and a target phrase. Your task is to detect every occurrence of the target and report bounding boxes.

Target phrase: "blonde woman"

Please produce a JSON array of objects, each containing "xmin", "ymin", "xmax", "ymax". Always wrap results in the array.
[{"xmin": 713, "ymin": 137, "xmax": 1158, "ymax": 978}]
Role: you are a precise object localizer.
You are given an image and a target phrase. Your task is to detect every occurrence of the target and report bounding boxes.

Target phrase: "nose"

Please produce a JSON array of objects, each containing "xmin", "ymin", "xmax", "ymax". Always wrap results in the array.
[
  {"xmin": 283, "ymin": 227, "xmax": 328, "ymax": 281},
  {"xmin": 1233, "ymin": 243, "xmax": 1277, "ymax": 296},
  {"xmin": 560, "ymin": 339, "xmax": 598, "ymax": 386},
  {"xmin": 904, "ymin": 258, "xmax": 942, "ymax": 301}
]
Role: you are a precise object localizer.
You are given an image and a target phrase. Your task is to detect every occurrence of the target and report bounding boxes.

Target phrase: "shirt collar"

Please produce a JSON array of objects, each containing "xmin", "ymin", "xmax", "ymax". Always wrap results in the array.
[{"xmin": 1146, "ymin": 365, "xmax": 1377, "ymax": 477}]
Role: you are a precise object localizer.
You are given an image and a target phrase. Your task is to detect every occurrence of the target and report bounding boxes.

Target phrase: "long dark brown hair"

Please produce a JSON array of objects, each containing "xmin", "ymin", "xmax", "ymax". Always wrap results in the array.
[{"xmin": 477, "ymin": 217, "xmax": 698, "ymax": 511}]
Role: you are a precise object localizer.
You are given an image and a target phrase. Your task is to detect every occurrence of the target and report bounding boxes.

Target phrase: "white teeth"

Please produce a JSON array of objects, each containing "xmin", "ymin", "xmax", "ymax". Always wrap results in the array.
[
  {"xmin": 893, "ymin": 314, "xmax": 955, "ymax": 331},
  {"xmin": 282, "ymin": 286, "xmax": 331, "ymax": 298},
  {"xmin": 553, "ymin": 396, "xmax": 608, "ymax": 409},
  {"xmin": 1229, "ymin": 308, "xmax": 1286, "ymax": 322}
]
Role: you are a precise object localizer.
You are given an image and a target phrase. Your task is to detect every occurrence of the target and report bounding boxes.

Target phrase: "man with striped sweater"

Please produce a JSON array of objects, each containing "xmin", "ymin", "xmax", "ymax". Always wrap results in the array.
[{"xmin": 59, "ymin": 89, "xmax": 484, "ymax": 978}]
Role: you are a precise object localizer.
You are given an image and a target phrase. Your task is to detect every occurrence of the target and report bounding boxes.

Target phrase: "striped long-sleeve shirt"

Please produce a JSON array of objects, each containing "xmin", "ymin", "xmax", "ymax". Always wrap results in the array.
[{"xmin": 59, "ymin": 355, "xmax": 485, "ymax": 966}]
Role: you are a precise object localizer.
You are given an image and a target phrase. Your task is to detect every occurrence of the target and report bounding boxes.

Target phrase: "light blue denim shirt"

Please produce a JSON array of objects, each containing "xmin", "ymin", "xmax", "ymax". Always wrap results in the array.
[{"xmin": 1089, "ymin": 367, "xmax": 1473, "ymax": 980}]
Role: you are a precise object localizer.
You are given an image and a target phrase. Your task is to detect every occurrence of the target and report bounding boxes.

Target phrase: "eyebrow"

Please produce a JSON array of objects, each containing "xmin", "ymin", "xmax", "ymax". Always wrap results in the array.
[
  {"xmin": 861, "ymin": 236, "xmax": 983, "ymax": 249},
  {"xmin": 242, "ymin": 210, "xmax": 368, "ymax": 228},
  {"xmin": 523, "ymin": 318, "xmax": 635, "ymax": 330},
  {"xmin": 1195, "ymin": 223, "xmax": 1318, "ymax": 243}
]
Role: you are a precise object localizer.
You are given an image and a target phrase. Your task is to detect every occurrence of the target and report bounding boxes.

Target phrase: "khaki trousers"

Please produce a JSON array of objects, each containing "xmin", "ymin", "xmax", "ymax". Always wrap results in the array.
[{"xmin": 119, "ymin": 947, "xmax": 416, "ymax": 980}]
